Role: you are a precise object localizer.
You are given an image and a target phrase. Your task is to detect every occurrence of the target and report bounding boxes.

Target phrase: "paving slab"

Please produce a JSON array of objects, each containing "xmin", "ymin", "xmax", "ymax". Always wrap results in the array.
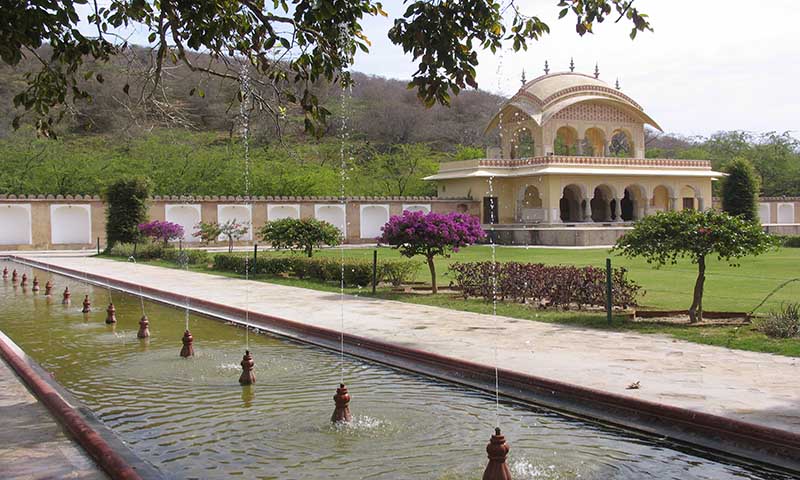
[
  {"xmin": 17, "ymin": 256, "xmax": 800, "ymax": 437},
  {"xmin": 0, "ymin": 356, "xmax": 108, "ymax": 480}
]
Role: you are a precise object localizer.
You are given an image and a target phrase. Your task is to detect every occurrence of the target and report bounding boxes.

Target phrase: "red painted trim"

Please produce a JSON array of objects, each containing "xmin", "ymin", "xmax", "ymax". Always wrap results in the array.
[
  {"xmin": 0, "ymin": 335, "xmax": 142, "ymax": 480},
  {"xmin": 11, "ymin": 256, "xmax": 800, "ymax": 472}
]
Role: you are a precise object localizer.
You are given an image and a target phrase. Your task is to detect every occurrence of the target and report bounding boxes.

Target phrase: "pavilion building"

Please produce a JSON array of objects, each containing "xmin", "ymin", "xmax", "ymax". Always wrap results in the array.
[{"xmin": 425, "ymin": 69, "xmax": 724, "ymax": 243}]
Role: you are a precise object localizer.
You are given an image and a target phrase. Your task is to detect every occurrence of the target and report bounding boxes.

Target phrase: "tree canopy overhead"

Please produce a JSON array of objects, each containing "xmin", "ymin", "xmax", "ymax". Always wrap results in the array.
[{"xmin": 1, "ymin": 0, "xmax": 652, "ymax": 137}]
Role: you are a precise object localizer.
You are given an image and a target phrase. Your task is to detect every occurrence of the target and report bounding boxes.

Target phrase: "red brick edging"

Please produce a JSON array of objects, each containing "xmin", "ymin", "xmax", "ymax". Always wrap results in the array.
[
  {"xmin": 0, "ymin": 334, "xmax": 142, "ymax": 480},
  {"xmin": 10, "ymin": 255, "xmax": 800, "ymax": 474}
]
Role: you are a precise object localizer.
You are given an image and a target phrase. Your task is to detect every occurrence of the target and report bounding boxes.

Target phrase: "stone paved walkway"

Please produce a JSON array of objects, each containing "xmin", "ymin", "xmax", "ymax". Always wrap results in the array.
[
  {"xmin": 23, "ymin": 256, "xmax": 800, "ymax": 436},
  {"xmin": 0, "ymin": 356, "xmax": 107, "ymax": 480}
]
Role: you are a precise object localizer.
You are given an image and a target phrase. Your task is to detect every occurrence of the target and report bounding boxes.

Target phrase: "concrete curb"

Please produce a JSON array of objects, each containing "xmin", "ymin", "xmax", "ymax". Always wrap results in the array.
[
  {"xmin": 9, "ymin": 255, "xmax": 800, "ymax": 474},
  {"xmin": 0, "ymin": 332, "xmax": 143, "ymax": 480}
]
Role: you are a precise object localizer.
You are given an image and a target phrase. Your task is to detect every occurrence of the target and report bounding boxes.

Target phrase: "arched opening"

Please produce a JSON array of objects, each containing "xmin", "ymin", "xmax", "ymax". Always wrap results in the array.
[
  {"xmin": 584, "ymin": 127, "xmax": 606, "ymax": 157},
  {"xmin": 268, "ymin": 204, "xmax": 300, "ymax": 221},
  {"xmin": 217, "ymin": 205, "xmax": 253, "ymax": 241},
  {"xmin": 554, "ymin": 126, "xmax": 578, "ymax": 155},
  {"xmin": 680, "ymin": 186, "xmax": 698, "ymax": 211},
  {"xmin": 651, "ymin": 185, "xmax": 670, "ymax": 212},
  {"xmin": 51, "ymin": 204, "xmax": 92, "ymax": 244},
  {"xmin": 0, "ymin": 204, "xmax": 32, "ymax": 245},
  {"xmin": 560, "ymin": 184, "xmax": 583, "ymax": 223},
  {"xmin": 777, "ymin": 203, "xmax": 795, "ymax": 224},
  {"xmin": 165, "ymin": 204, "xmax": 201, "ymax": 242},
  {"xmin": 511, "ymin": 128, "xmax": 535, "ymax": 159},
  {"xmin": 360, "ymin": 205, "xmax": 390, "ymax": 239},
  {"xmin": 591, "ymin": 185, "xmax": 615, "ymax": 222},
  {"xmin": 621, "ymin": 185, "xmax": 647, "ymax": 221},
  {"xmin": 315, "ymin": 204, "xmax": 346, "ymax": 236},
  {"xmin": 609, "ymin": 130, "xmax": 634, "ymax": 158}
]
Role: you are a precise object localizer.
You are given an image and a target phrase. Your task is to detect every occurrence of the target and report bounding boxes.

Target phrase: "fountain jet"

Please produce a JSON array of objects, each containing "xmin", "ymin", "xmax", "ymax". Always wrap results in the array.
[
  {"xmin": 81, "ymin": 295, "xmax": 91, "ymax": 313},
  {"xmin": 137, "ymin": 315, "xmax": 150, "ymax": 338},
  {"xmin": 105, "ymin": 303, "xmax": 117, "ymax": 324},
  {"xmin": 238, "ymin": 350, "xmax": 256, "ymax": 385},
  {"xmin": 331, "ymin": 383, "xmax": 352, "ymax": 423},
  {"xmin": 180, "ymin": 330, "xmax": 194, "ymax": 357},
  {"xmin": 62, "ymin": 287, "xmax": 71, "ymax": 305},
  {"xmin": 482, "ymin": 428, "xmax": 512, "ymax": 480}
]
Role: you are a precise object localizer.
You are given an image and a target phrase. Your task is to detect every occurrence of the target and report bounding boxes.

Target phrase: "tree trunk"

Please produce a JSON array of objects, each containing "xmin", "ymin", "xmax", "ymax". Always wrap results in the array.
[
  {"xmin": 688, "ymin": 255, "xmax": 705, "ymax": 323},
  {"xmin": 427, "ymin": 255, "xmax": 437, "ymax": 294},
  {"xmin": 228, "ymin": 237, "xmax": 234, "ymax": 253},
  {"xmin": 306, "ymin": 245, "xmax": 313, "ymax": 257}
]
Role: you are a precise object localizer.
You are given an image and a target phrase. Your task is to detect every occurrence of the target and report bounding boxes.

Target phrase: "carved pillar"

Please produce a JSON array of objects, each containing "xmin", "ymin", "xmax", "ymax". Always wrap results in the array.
[
  {"xmin": 669, "ymin": 197, "xmax": 678, "ymax": 212},
  {"xmin": 642, "ymin": 198, "xmax": 651, "ymax": 218},
  {"xmin": 697, "ymin": 197, "xmax": 705, "ymax": 211},
  {"xmin": 612, "ymin": 197, "xmax": 621, "ymax": 222},
  {"xmin": 583, "ymin": 200, "xmax": 593, "ymax": 222},
  {"xmin": 603, "ymin": 142, "xmax": 610, "ymax": 157}
]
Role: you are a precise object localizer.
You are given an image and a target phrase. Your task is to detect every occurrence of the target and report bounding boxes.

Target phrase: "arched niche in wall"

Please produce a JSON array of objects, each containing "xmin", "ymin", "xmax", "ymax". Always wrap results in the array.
[
  {"xmin": 758, "ymin": 203, "xmax": 771, "ymax": 224},
  {"xmin": 360, "ymin": 205, "xmax": 390, "ymax": 239},
  {"xmin": 267, "ymin": 204, "xmax": 300, "ymax": 221},
  {"xmin": 402, "ymin": 204, "xmax": 431, "ymax": 214},
  {"xmin": 165, "ymin": 204, "xmax": 201, "ymax": 242},
  {"xmin": 51, "ymin": 204, "xmax": 91, "ymax": 244},
  {"xmin": 777, "ymin": 203, "xmax": 796, "ymax": 224},
  {"xmin": 217, "ymin": 204, "xmax": 253, "ymax": 241},
  {"xmin": 609, "ymin": 129, "xmax": 634, "ymax": 158},
  {"xmin": 0, "ymin": 204, "xmax": 32, "ymax": 245},
  {"xmin": 315, "ymin": 204, "xmax": 346, "ymax": 236}
]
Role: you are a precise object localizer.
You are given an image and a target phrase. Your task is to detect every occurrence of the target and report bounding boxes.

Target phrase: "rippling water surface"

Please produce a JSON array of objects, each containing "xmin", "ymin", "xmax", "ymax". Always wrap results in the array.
[{"xmin": 0, "ymin": 262, "xmax": 793, "ymax": 480}]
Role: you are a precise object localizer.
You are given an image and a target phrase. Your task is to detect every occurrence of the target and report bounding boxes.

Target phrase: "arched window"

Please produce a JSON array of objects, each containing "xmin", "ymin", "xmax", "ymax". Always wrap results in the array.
[
  {"xmin": 511, "ymin": 128, "xmax": 535, "ymax": 159},
  {"xmin": 554, "ymin": 126, "xmax": 578, "ymax": 155},
  {"xmin": 584, "ymin": 128, "xmax": 606, "ymax": 157},
  {"xmin": 609, "ymin": 130, "xmax": 634, "ymax": 157}
]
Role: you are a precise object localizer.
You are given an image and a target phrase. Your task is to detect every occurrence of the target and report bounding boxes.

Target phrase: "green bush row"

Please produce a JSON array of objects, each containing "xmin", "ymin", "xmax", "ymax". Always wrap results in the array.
[
  {"xmin": 212, "ymin": 253, "xmax": 418, "ymax": 287},
  {"xmin": 776, "ymin": 235, "xmax": 800, "ymax": 248},
  {"xmin": 106, "ymin": 242, "xmax": 210, "ymax": 265}
]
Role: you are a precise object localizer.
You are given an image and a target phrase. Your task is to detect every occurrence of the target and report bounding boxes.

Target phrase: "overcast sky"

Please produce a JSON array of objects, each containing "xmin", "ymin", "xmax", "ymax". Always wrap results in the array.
[{"xmin": 352, "ymin": 0, "xmax": 799, "ymax": 137}]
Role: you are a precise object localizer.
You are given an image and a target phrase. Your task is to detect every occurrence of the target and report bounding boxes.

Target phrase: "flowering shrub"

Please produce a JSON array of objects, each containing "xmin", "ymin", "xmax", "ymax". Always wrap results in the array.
[
  {"xmin": 379, "ymin": 210, "xmax": 485, "ymax": 293},
  {"xmin": 138, "ymin": 220, "xmax": 184, "ymax": 245},
  {"xmin": 449, "ymin": 261, "xmax": 641, "ymax": 309},
  {"xmin": 193, "ymin": 221, "xmax": 223, "ymax": 245}
]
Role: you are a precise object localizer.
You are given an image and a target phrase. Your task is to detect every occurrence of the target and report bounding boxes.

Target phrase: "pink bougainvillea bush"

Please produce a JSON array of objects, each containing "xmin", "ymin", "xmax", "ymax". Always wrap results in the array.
[
  {"xmin": 138, "ymin": 220, "xmax": 184, "ymax": 245},
  {"xmin": 379, "ymin": 210, "xmax": 485, "ymax": 293}
]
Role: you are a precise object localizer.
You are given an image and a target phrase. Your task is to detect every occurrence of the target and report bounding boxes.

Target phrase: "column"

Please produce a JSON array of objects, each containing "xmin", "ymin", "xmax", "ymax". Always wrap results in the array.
[
  {"xmin": 583, "ymin": 200, "xmax": 593, "ymax": 222},
  {"xmin": 697, "ymin": 197, "xmax": 705, "ymax": 211},
  {"xmin": 603, "ymin": 142, "xmax": 610, "ymax": 157},
  {"xmin": 642, "ymin": 198, "xmax": 651, "ymax": 218},
  {"xmin": 669, "ymin": 197, "xmax": 678, "ymax": 212},
  {"xmin": 612, "ymin": 197, "xmax": 621, "ymax": 222},
  {"xmin": 576, "ymin": 140, "xmax": 584, "ymax": 156}
]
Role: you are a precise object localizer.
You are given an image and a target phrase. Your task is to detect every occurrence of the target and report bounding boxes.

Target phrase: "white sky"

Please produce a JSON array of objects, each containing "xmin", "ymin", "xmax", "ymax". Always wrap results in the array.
[
  {"xmin": 76, "ymin": 0, "xmax": 798, "ymax": 137},
  {"xmin": 353, "ymin": 0, "xmax": 799, "ymax": 137}
]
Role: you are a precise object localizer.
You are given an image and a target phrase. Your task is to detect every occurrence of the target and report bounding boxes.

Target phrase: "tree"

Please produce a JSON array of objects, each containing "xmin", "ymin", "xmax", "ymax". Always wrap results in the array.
[
  {"xmin": 372, "ymin": 144, "xmax": 439, "ymax": 196},
  {"xmin": 613, "ymin": 210, "xmax": 777, "ymax": 322},
  {"xmin": 138, "ymin": 220, "xmax": 185, "ymax": 245},
  {"xmin": 104, "ymin": 177, "xmax": 150, "ymax": 247},
  {"xmin": 379, "ymin": 210, "xmax": 484, "ymax": 293},
  {"xmin": 1, "ymin": 1, "xmax": 651, "ymax": 137},
  {"xmin": 220, "ymin": 219, "xmax": 250, "ymax": 253},
  {"xmin": 193, "ymin": 221, "xmax": 222, "ymax": 245},
  {"xmin": 721, "ymin": 157, "xmax": 760, "ymax": 221},
  {"xmin": 259, "ymin": 218, "xmax": 341, "ymax": 257}
]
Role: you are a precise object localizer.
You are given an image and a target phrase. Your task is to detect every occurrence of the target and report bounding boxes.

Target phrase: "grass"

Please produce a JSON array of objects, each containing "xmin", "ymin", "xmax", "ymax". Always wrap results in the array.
[{"xmin": 99, "ymin": 245, "xmax": 800, "ymax": 357}]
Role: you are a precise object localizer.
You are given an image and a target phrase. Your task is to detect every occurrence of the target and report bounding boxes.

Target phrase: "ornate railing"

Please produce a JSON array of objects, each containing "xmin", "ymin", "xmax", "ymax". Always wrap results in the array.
[{"xmin": 440, "ymin": 156, "xmax": 711, "ymax": 171}]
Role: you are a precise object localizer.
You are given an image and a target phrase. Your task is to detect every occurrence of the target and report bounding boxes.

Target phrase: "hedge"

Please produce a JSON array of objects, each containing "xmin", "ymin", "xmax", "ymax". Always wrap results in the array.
[
  {"xmin": 449, "ymin": 261, "xmax": 641, "ymax": 309},
  {"xmin": 106, "ymin": 242, "xmax": 210, "ymax": 265},
  {"xmin": 212, "ymin": 253, "xmax": 418, "ymax": 287},
  {"xmin": 777, "ymin": 235, "xmax": 800, "ymax": 248}
]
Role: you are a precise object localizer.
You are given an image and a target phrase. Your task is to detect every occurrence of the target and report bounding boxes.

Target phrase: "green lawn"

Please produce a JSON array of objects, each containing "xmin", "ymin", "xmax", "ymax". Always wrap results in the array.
[
  {"xmin": 102, "ymin": 245, "xmax": 800, "ymax": 356},
  {"xmin": 254, "ymin": 245, "xmax": 800, "ymax": 313}
]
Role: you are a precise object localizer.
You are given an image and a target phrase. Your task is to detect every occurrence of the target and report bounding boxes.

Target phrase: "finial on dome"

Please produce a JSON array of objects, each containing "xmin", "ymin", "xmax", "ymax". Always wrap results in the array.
[
  {"xmin": 615, "ymin": 78, "xmax": 621, "ymax": 90},
  {"xmin": 569, "ymin": 57, "xmax": 575, "ymax": 72},
  {"xmin": 544, "ymin": 60, "xmax": 549, "ymax": 75},
  {"xmin": 520, "ymin": 69, "xmax": 526, "ymax": 85},
  {"xmin": 594, "ymin": 63, "xmax": 600, "ymax": 79}
]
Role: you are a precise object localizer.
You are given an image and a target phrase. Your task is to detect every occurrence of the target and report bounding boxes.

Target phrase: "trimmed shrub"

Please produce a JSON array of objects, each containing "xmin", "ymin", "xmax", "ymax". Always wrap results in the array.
[
  {"xmin": 777, "ymin": 235, "xmax": 800, "ymax": 248},
  {"xmin": 449, "ymin": 261, "xmax": 641, "ymax": 309},
  {"xmin": 211, "ymin": 254, "xmax": 417, "ymax": 288},
  {"xmin": 259, "ymin": 218, "xmax": 341, "ymax": 257},
  {"xmin": 382, "ymin": 260, "xmax": 420, "ymax": 286},
  {"xmin": 161, "ymin": 248, "xmax": 210, "ymax": 266},
  {"xmin": 107, "ymin": 241, "xmax": 209, "ymax": 265},
  {"xmin": 721, "ymin": 157, "xmax": 760, "ymax": 221},
  {"xmin": 104, "ymin": 177, "xmax": 151, "ymax": 247},
  {"xmin": 754, "ymin": 303, "xmax": 800, "ymax": 339}
]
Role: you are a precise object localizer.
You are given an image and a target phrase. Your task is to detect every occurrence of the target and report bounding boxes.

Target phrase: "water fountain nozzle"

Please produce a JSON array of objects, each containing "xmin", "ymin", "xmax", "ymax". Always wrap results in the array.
[
  {"xmin": 62, "ymin": 286, "xmax": 71, "ymax": 305},
  {"xmin": 32, "ymin": 277, "xmax": 40, "ymax": 292},
  {"xmin": 105, "ymin": 303, "xmax": 117, "ymax": 324},
  {"xmin": 180, "ymin": 330, "xmax": 194, "ymax": 357},
  {"xmin": 45, "ymin": 280, "xmax": 53, "ymax": 296},
  {"xmin": 11, "ymin": 269, "xmax": 18, "ymax": 284},
  {"xmin": 21, "ymin": 273, "xmax": 28, "ymax": 287},
  {"xmin": 137, "ymin": 315, "xmax": 150, "ymax": 338},
  {"xmin": 81, "ymin": 295, "xmax": 91, "ymax": 313},
  {"xmin": 2, "ymin": 267, "xmax": 7, "ymax": 280},
  {"xmin": 331, "ymin": 383, "xmax": 352, "ymax": 423},
  {"xmin": 482, "ymin": 427, "xmax": 512, "ymax": 480},
  {"xmin": 239, "ymin": 349, "xmax": 256, "ymax": 385}
]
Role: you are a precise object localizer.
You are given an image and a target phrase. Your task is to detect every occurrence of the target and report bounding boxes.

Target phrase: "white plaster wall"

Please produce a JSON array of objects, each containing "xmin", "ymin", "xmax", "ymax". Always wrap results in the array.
[
  {"xmin": 50, "ymin": 204, "xmax": 91, "ymax": 244},
  {"xmin": 217, "ymin": 204, "xmax": 253, "ymax": 241},
  {"xmin": 401, "ymin": 204, "xmax": 431, "ymax": 214},
  {"xmin": 165, "ymin": 204, "xmax": 202, "ymax": 242},
  {"xmin": 268, "ymin": 204, "xmax": 300, "ymax": 220},
  {"xmin": 360, "ymin": 205, "xmax": 390, "ymax": 239},
  {"xmin": 315, "ymin": 204, "xmax": 346, "ymax": 235},
  {"xmin": 777, "ymin": 203, "xmax": 795, "ymax": 224},
  {"xmin": 0, "ymin": 204, "xmax": 32, "ymax": 245},
  {"xmin": 758, "ymin": 203, "xmax": 771, "ymax": 225}
]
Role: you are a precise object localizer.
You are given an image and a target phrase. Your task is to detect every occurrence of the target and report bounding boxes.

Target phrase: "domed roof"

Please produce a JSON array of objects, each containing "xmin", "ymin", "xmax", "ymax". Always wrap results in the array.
[{"xmin": 486, "ymin": 72, "xmax": 662, "ymax": 132}]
